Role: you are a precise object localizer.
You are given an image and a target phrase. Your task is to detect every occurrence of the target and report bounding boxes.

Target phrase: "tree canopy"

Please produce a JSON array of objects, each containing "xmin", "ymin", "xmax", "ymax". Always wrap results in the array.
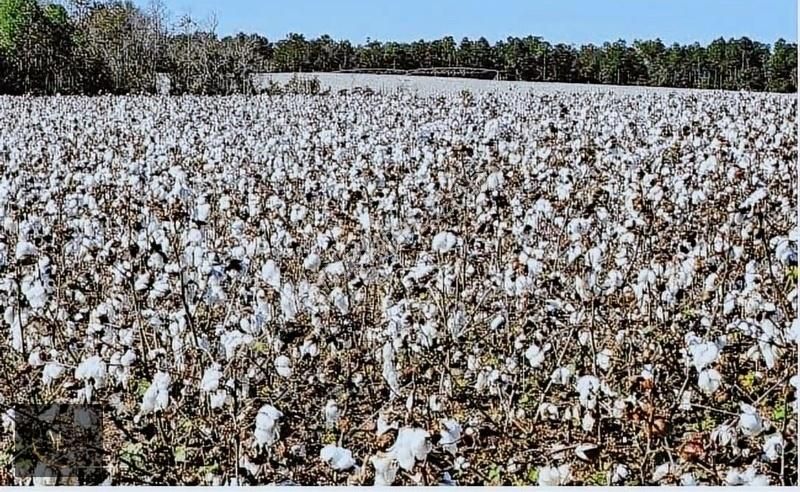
[{"xmin": 0, "ymin": 0, "xmax": 796, "ymax": 94}]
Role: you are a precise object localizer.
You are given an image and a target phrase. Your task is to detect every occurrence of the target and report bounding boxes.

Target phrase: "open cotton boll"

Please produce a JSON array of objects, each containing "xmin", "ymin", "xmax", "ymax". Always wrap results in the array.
[
  {"xmin": 431, "ymin": 231, "xmax": 458, "ymax": 254},
  {"xmin": 200, "ymin": 365, "xmax": 223, "ymax": 393},
  {"xmin": 738, "ymin": 403, "xmax": 763, "ymax": 436},
  {"xmin": 254, "ymin": 404, "xmax": 283, "ymax": 448},
  {"xmin": 274, "ymin": 355, "xmax": 292, "ymax": 378},
  {"xmin": 611, "ymin": 464, "xmax": 629, "ymax": 484},
  {"xmin": 75, "ymin": 355, "xmax": 107, "ymax": 389},
  {"xmin": 42, "ymin": 361, "xmax": 65, "ymax": 386},
  {"xmin": 538, "ymin": 464, "xmax": 571, "ymax": 486},
  {"xmin": 320, "ymin": 445, "xmax": 356, "ymax": 471},
  {"xmin": 22, "ymin": 278, "xmax": 48, "ymax": 309},
  {"xmin": 376, "ymin": 414, "xmax": 398, "ymax": 436},
  {"xmin": 726, "ymin": 466, "xmax": 771, "ymax": 486},
  {"xmin": 687, "ymin": 339, "xmax": 719, "ymax": 372},
  {"xmin": 439, "ymin": 419, "xmax": 462, "ymax": 455},
  {"xmin": 698, "ymin": 368, "xmax": 722, "ymax": 394},
  {"xmin": 220, "ymin": 330, "xmax": 253, "ymax": 360},
  {"xmin": 576, "ymin": 375, "xmax": 601, "ymax": 409},
  {"xmin": 550, "ymin": 366, "xmax": 572, "ymax": 385},
  {"xmin": 14, "ymin": 240, "xmax": 37, "ymax": 261},
  {"xmin": 388, "ymin": 427, "xmax": 431, "ymax": 471},
  {"xmin": 209, "ymin": 390, "xmax": 229, "ymax": 409},
  {"xmin": 324, "ymin": 400, "xmax": 339, "ymax": 426},
  {"xmin": 140, "ymin": 371, "xmax": 171, "ymax": 415},
  {"xmin": 303, "ymin": 253, "xmax": 321, "ymax": 272},
  {"xmin": 762, "ymin": 433, "xmax": 784, "ymax": 462},
  {"xmin": 329, "ymin": 288, "xmax": 349, "ymax": 315},
  {"xmin": 261, "ymin": 260, "xmax": 281, "ymax": 291},
  {"xmin": 371, "ymin": 453, "xmax": 399, "ymax": 486}
]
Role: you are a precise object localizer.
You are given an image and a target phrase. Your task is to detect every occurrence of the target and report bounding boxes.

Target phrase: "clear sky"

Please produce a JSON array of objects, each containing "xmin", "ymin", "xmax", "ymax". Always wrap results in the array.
[{"xmin": 136, "ymin": 0, "xmax": 797, "ymax": 45}]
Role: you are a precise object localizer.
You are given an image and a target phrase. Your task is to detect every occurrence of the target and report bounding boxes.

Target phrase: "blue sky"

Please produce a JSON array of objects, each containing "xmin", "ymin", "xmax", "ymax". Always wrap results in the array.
[{"xmin": 136, "ymin": 0, "xmax": 797, "ymax": 45}]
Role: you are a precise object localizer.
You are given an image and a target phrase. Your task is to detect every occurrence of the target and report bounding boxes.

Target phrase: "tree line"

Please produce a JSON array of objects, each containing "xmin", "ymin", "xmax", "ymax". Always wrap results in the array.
[{"xmin": 1, "ymin": 0, "xmax": 797, "ymax": 95}]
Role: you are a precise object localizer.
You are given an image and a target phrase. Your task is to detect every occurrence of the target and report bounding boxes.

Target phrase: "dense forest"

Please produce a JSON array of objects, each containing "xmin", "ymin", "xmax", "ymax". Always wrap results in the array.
[{"xmin": 1, "ymin": 0, "xmax": 797, "ymax": 95}]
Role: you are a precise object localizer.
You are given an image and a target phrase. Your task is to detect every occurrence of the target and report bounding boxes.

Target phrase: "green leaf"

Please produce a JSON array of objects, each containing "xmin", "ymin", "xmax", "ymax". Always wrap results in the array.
[
  {"xmin": 174, "ymin": 446, "xmax": 187, "ymax": 463},
  {"xmin": 487, "ymin": 464, "xmax": 502, "ymax": 483},
  {"xmin": 136, "ymin": 379, "xmax": 150, "ymax": 397},
  {"xmin": 700, "ymin": 414, "xmax": 716, "ymax": 431},
  {"xmin": 772, "ymin": 405, "xmax": 786, "ymax": 422},
  {"xmin": 526, "ymin": 467, "xmax": 539, "ymax": 484},
  {"xmin": 738, "ymin": 371, "xmax": 756, "ymax": 389}
]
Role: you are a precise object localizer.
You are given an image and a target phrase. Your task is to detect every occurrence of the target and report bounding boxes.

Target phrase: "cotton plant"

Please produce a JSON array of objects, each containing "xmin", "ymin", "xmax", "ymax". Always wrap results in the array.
[
  {"xmin": 387, "ymin": 427, "xmax": 431, "ymax": 472},
  {"xmin": 254, "ymin": 404, "xmax": 283, "ymax": 449},
  {"xmin": 139, "ymin": 371, "xmax": 172, "ymax": 415},
  {"xmin": 320, "ymin": 445, "xmax": 356, "ymax": 471},
  {"xmin": 538, "ymin": 464, "xmax": 571, "ymax": 486}
]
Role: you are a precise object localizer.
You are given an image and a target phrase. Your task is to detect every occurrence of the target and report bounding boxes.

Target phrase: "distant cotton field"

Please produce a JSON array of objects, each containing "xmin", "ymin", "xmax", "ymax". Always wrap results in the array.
[{"xmin": 0, "ymin": 86, "xmax": 797, "ymax": 485}]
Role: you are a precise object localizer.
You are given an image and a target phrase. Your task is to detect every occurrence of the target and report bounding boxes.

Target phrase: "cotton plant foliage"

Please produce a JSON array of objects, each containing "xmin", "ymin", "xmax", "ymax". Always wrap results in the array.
[{"xmin": 0, "ymin": 88, "xmax": 796, "ymax": 485}]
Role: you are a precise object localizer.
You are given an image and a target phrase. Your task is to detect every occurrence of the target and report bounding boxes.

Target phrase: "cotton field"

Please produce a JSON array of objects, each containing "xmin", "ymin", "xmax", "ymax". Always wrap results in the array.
[{"xmin": 0, "ymin": 87, "xmax": 797, "ymax": 485}]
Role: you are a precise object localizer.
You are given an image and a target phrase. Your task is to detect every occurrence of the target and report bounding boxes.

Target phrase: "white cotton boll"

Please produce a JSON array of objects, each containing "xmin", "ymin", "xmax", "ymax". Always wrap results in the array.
[
  {"xmin": 329, "ymin": 288, "xmax": 349, "ymax": 315},
  {"xmin": 485, "ymin": 171, "xmax": 505, "ymax": 191},
  {"xmin": 585, "ymin": 247, "xmax": 603, "ymax": 271},
  {"xmin": 550, "ymin": 366, "xmax": 572, "ymax": 385},
  {"xmin": 388, "ymin": 427, "xmax": 431, "ymax": 471},
  {"xmin": 254, "ymin": 404, "xmax": 283, "ymax": 448},
  {"xmin": 688, "ymin": 340, "xmax": 719, "ymax": 372},
  {"xmin": 652, "ymin": 462, "xmax": 675, "ymax": 482},
  {"xmin": 300, "ymin": 339, "xmax": 318, "ymax": 358},
  {"xmin": 279, "ymin": 283, "xmax": 298, "ymax": 321},
  {"xmin": 439, "ymin": 419, "xmax": 462, "ymax": 455},
  {"xmin": 210, "ymin": 390, "xmax": 229, "ymax": 409},
  {"xmin": 75, "ymin": 355, "xmax": 107, "ymax": 388},
  {"xmin": 194, "ymin": 202, "xmax": 211, "ymax": 223},
  {"xmin": 679, "ymin": 390, "xmax": 693, "ymax": 411},
  {"xmin": 28, "ymin": 350, "xmax": 43, "ymax": 367},
  {"xmin": 698, "ymin": 368, "xmax": 722, "ymax": 394},
  {"xmin": 538, "ymin": 464, "xmax": 571, "ymax": 486},
  {"xmin": 324, "ymin": 261, "xmax": 345, "ymax": 276},
  {"xmin": 738, "ymin": 403, "xmax": 763, "ymax": 436},
  {"xmin": 576, "ymin": 375, "xmax": 600, "ymax": 409},
  {"xmin": 15, "ymin": 240, "xmax": 37, "ymax": 261},
  {"xmin": 134, "ymin": 272, "xmax": 150, "ymax": 291},
  {"xmin": 324, "ymin": 400, "xmax": 339, "ymax": 426},
  {"xmin": 711, "ymin": 424, "xmax": 736, "ymax": 447},
  {"xmin": 377, "ymin": 414, "xmax": 398, "ymax": 436},
  {"xmin": 23, "ymin": 280, "xmax": 47, "ymax": 309},
  {"xmin": 680, "ymin": 473, "xmax": 698, "ymax": 486},
  {"xmin": 525, "ymin": 343, "xmax": 549, "ymax": 368},
  {"xmin": 371, "ymin": 453, "xmax": 399, "ymax": 486},
  {"xmin": 303, "ymin": 253, "xmax": 321, "ymax": 272},
  {"xmin": 261, "ymin": 260, "xmax": 281, "ymax": 290},
  {"xmin": 612, "ymin": 464, "xmax": 629, "ymax": 484},
  {"xmin": 382, "ymin": 342, "xmax": 401, "ymax": 397},
  {"xmin": 596, "ymin": 349, "xmax": 612, "ymax": 371},
  {"xmin": 140, "ymin": 371, "xmax": 171, "ymax": 415},
  {"xmin": 726, "ymin": 466, "xmax": 770, "ymax": 486},
  {"xmin": 762, "ymin": 433, "xmax": 784, "ymax": 462},
  {"xmin": 42, "ymin": 362, "xmax": 65, "ymax": 386},
  {"xmin": 538, "ymin": 402, "xmax": 560, "ymax": 421},
  {"xmin": 490, "ymin": 314, "xmax": 505, "ymax": 330},
  {"xmin": 320, "ymin": 445, "xmax": 356, "ymax": 471},
  {"xmin": 200, "ymin": 365, "xmax": 223, "ymax": 393},
  {"xmin": 581, "ymin": 411, "xmax": 595, "ymax": 432},
  {"xmin": 274, "ymin": 355, "xmax": 292, "ymax": 378},
  {"xmin": 431, "ymin": 231, "xmax": 458, "ymax": 254},
  {"xmin": 220, "ymin": 330, "xmax": 253, "ymax": 360}
]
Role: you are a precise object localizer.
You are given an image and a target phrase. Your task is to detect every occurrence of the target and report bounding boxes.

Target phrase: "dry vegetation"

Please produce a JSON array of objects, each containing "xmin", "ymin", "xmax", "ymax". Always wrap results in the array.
[{"xmin": 0, "ymin": 87, "xmax": 797, "ymax": 485}]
